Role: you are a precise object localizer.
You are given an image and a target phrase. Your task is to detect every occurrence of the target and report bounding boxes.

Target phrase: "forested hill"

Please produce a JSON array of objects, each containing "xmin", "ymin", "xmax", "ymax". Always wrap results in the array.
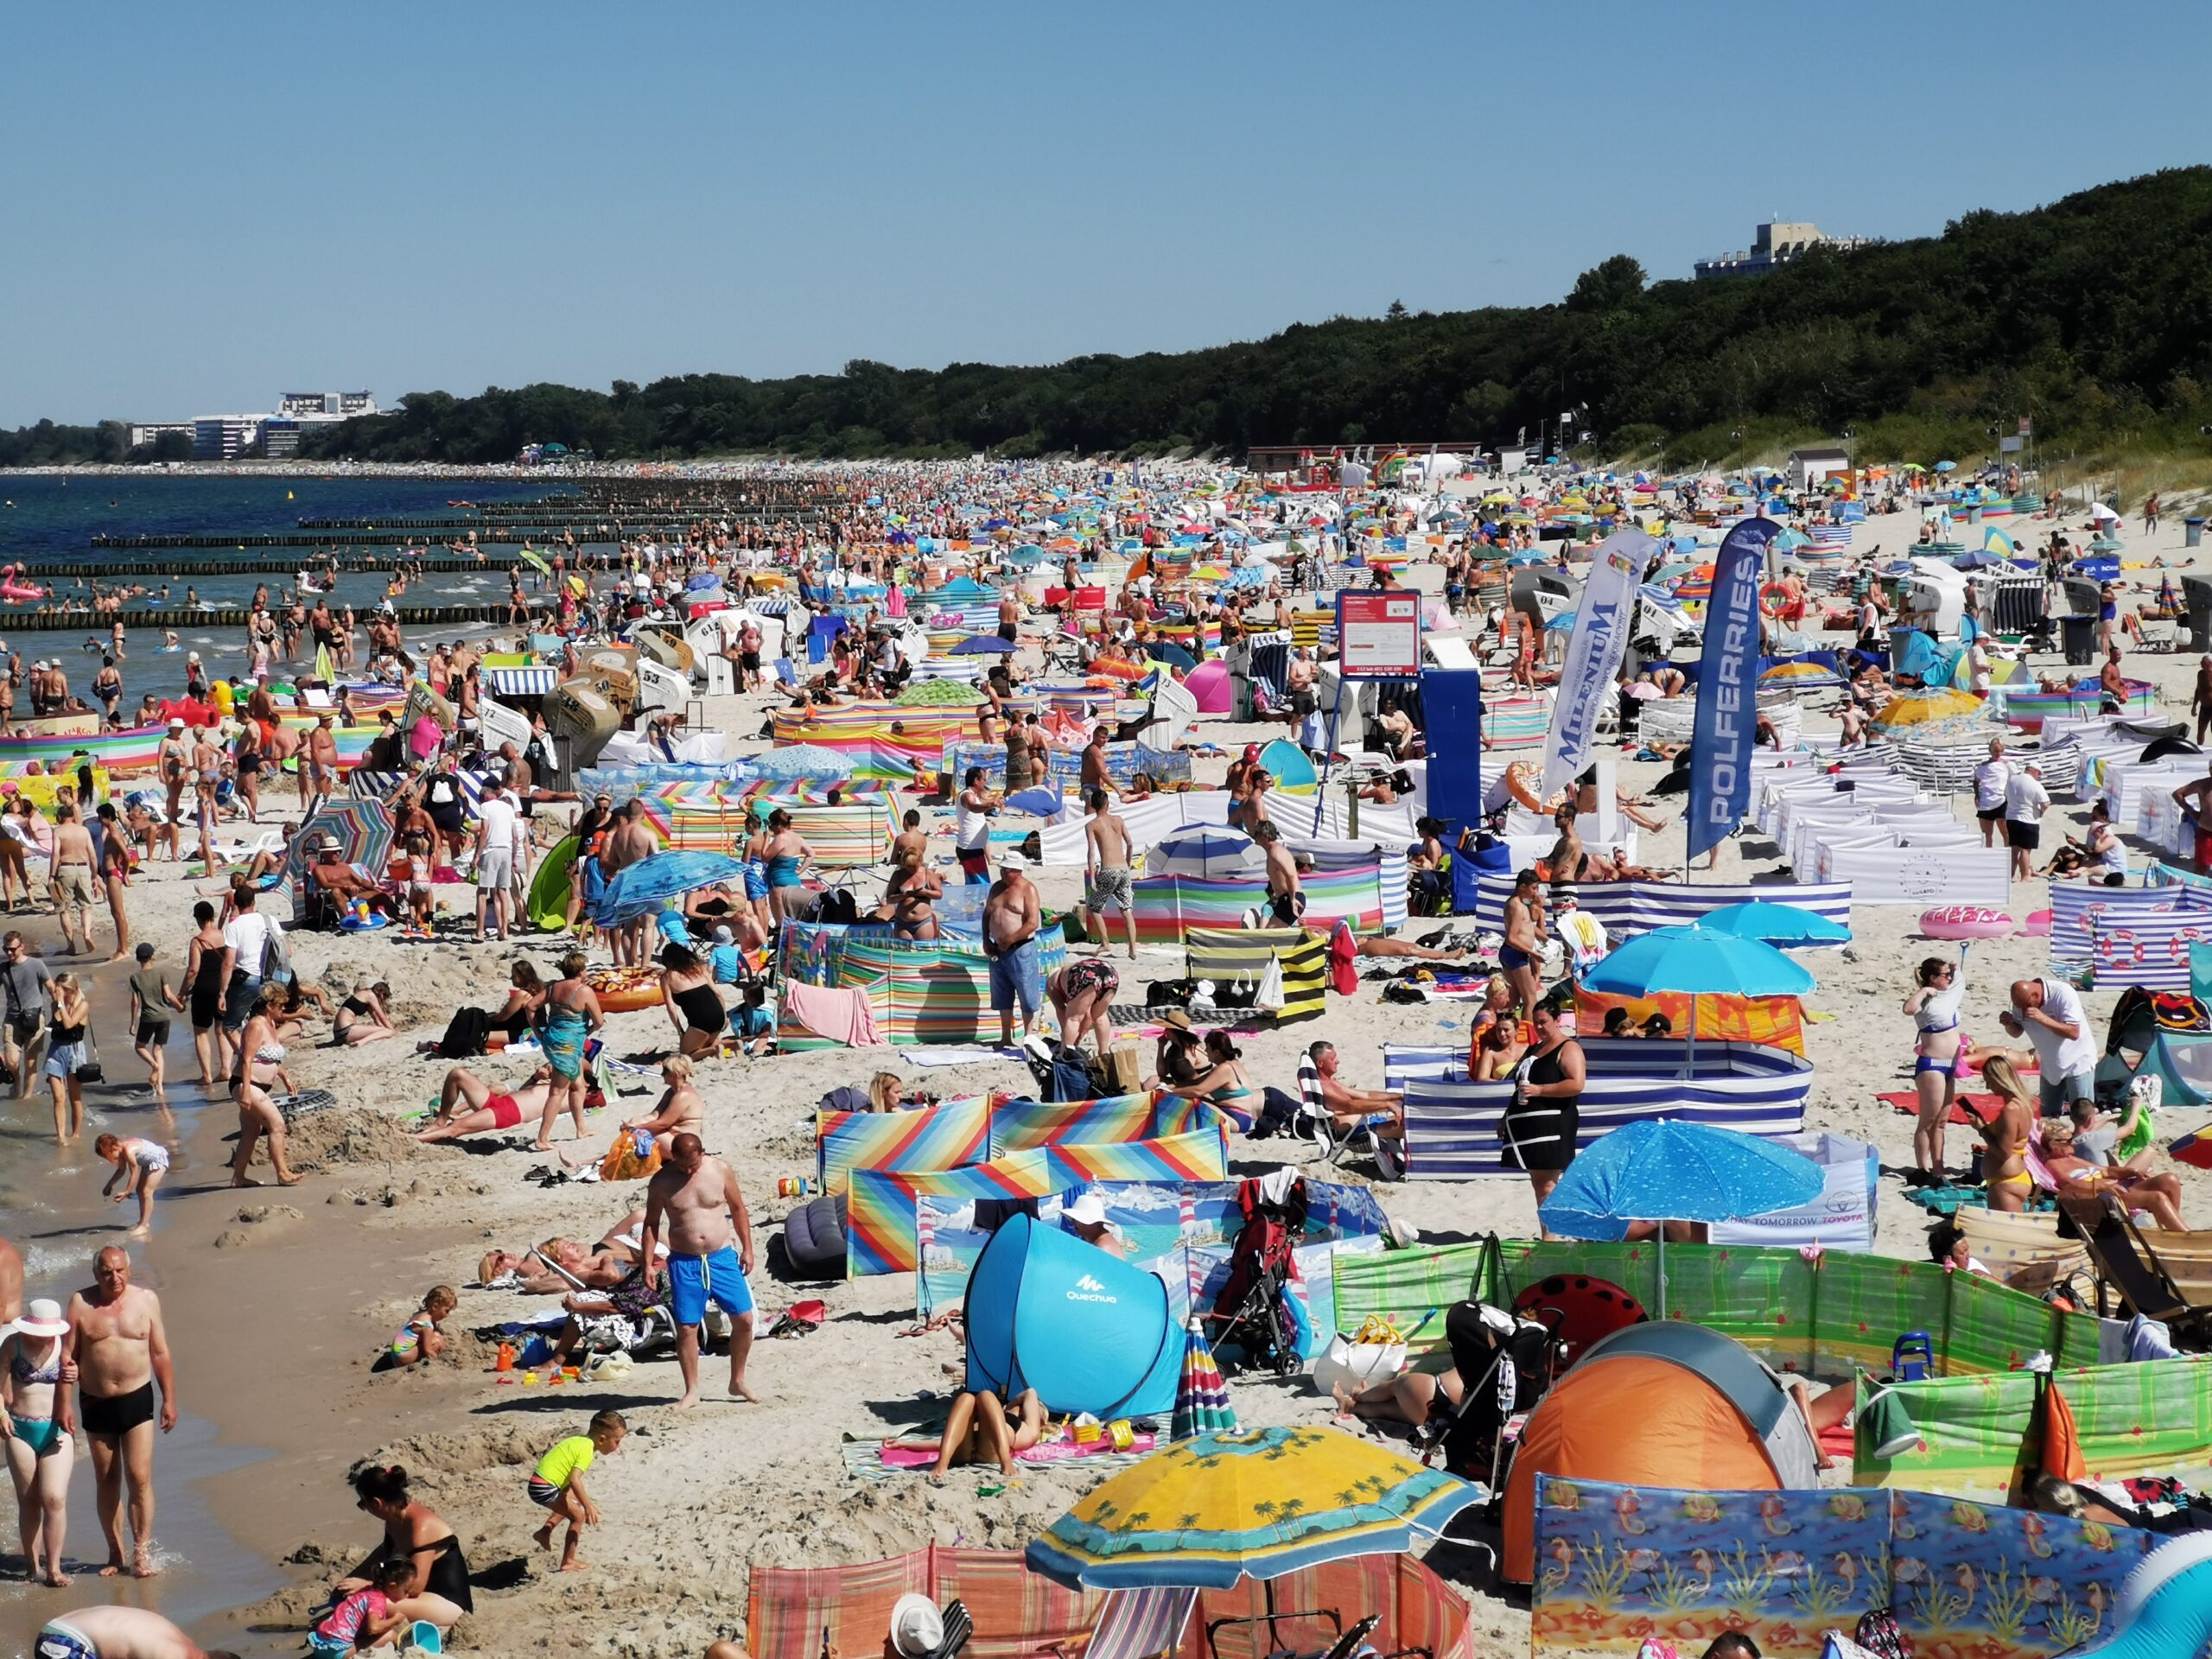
[{"xmin": 10, "ymin": 168, "xmax": 2212, "ymax": 472}]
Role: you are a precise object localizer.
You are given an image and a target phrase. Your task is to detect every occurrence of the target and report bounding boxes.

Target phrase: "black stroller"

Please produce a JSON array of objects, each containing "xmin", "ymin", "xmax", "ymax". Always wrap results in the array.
[{"xmin": 1207, "ymin": 1176, "xmax": 1309, "ymax": 1377}]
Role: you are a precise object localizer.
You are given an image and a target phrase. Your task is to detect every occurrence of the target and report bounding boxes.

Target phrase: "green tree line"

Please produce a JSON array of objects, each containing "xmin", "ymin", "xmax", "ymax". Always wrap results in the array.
[{"xmin": 10, "ymin": 168, "xmax": 2212, "ymax": 473}]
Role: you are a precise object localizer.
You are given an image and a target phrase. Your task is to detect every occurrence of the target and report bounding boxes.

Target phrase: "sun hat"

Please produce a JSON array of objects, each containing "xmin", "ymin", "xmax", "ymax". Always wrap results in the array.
[
  {"xmin": 167, "ymin": 717, "xmax": 185, "ymax": 729},
  {"xmin": 1064, "ymin": 1192, "xmax": 1110, "ymax": 1229},
  {"xmin": 13, "ymin": 1299, "xmax": 67, "ymax": 1339},
  {"xmin": 889, "ymin": 1594, "xmax": 944, "ymax": 1659},
  {"xmin": 1160, "ymin": 1008, "xmax": 1195, "ymax": 1033}
]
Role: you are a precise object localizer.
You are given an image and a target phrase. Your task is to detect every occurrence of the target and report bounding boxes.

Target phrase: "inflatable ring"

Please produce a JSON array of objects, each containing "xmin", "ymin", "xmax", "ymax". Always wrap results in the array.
[
  {"xmin": 2022, "ymin": 909, "xmax": 2053, "ymax": 937},
  {"xmin": 586, "ymin": 966, "xmax": 662, "ymax": 1014},
  {"xmin": 1921, "ymin": 905, "xmax": 2013, "ymax": 940},
  {"xmin": 1503, "ymin": 760, "xmax": 1573, "ymax": 815}
]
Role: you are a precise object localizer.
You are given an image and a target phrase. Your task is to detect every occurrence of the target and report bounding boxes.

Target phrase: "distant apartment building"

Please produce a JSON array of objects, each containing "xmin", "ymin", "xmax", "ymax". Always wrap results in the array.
[
  {"xmin": 1694, "ymin": 220, "xmax": 1865, "ymax": 280},
  {"xmin": 127, "ymin": 421, "xmax": 194, "ymax": 449},
  {"xmin": 193, "ymin": 416, "xmax": 263, "ymax": 461},
  {"xmin": 277, "ymin": 391, "xmax": 378, "ymax": 419}
]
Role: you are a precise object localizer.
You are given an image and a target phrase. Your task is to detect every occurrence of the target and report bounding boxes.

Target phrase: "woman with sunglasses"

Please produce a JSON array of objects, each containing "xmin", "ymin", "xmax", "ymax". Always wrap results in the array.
[{"xmin": 1903, "ymin": 950, "xmax": 1969, "ymax": 1178}]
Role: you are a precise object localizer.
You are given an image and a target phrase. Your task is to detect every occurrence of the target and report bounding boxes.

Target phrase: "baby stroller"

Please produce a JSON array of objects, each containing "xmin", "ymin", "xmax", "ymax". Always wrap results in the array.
[{"xmin": 1208, "ymin": 1175, "xmax": 1309, "ymax": 1377}]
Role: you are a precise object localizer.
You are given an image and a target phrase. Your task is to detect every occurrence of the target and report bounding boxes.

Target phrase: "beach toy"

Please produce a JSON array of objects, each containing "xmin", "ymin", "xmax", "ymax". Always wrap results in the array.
[
  {"xmin": 1920, "ymin": 905, "xmax": 2012, "ymax": 940},
  {"xmin": 2022, "ymin": 908, "xmax": 2053, "ymax": 937}
]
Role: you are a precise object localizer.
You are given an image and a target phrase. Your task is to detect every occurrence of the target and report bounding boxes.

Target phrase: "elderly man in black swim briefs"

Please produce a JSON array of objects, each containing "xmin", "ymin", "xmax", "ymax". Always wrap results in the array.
[{"xmin": 60, "ymin": 1247, "xmax": 175, "ymax": 1580}]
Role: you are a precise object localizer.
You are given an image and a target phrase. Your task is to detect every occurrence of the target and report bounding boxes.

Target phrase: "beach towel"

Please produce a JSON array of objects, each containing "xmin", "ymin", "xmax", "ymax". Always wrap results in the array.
[
  {"xmin": 1876, "ymin": 1090, "xmax": 2002, "ymax": 1128},
  {"xmin": 782, "ymin": 980, "xmax": 887, "ymax": 1048}
]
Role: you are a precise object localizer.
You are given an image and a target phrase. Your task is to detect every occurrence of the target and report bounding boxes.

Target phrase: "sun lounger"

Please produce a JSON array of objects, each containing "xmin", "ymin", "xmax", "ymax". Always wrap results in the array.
[{"xmin": 2069, "ymin": 1195, "xmax": 2212, "ymax": 1344}]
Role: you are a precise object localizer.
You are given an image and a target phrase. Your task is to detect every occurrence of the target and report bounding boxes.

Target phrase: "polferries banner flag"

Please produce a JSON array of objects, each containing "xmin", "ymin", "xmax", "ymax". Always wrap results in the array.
[
  {"xmin": 1538, "ymin": 527, "xmax": 1656, "ymax": 799},
  {"xmin": 1688, "ymin": 518, "xmax": 1779, "ymax": 860}
]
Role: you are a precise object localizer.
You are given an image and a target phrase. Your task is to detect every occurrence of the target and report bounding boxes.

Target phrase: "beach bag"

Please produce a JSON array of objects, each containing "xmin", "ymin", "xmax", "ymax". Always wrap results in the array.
[
  {"xmin": 1310, "ymin": 1334, "xmax": 1405, "ymax": 1397},
  {"xmin": 1850, "ymin": 1609, "xmax": 1910, "ymax": 1658},
  {"xmin": 73, "ymin": 1024, "xmax": 104, "ymax": 1086},
  {"xmin": 1106, "ymin": 1041, "xmax": 1143, "ymax": 1096},
  {"xmin": 599, "ymin": 1129, "xmax": 661, "ymax": 1184},
  {"xmin": 435, "ymin": 1006, "xmax": 492, "ymax": 1059},
  {"xmin": 1255, "ymin": 956, "xmax": 1286, "ymax": 1013}
]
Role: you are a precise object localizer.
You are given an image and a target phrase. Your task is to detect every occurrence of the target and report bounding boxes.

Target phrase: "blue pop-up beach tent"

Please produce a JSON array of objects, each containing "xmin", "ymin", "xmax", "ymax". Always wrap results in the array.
[{"xmin": 964, "ymin": 1212, "xmax": 1180, "ymax": 1416}]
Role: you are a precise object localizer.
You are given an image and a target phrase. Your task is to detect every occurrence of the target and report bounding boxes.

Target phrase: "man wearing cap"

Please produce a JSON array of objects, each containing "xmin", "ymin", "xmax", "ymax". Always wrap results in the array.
[
  {"xmin": 981, "ymin": 857, "xmax": 1042, "ymax": 1047},
  {"xmin": 2003, "ymin": 759, "xmax": 2050, "ymax": 882}
]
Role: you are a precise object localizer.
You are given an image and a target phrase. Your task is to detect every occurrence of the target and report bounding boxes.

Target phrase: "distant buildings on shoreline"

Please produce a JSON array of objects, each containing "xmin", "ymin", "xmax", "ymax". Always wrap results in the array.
[
  {"xmin": 128, "ymin": 391, "xmax": 377, "ymax": 460},
  {"xmin": 1694, "ymin": 220, "xmax": 1864, "ymax": 280}
]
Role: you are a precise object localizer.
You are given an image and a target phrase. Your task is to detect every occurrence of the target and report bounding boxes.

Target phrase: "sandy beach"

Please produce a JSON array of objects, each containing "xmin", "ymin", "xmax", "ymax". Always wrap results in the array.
[{"xmin": 0, "ymin": 490, "xmax": 2204, "ymax": 1659}]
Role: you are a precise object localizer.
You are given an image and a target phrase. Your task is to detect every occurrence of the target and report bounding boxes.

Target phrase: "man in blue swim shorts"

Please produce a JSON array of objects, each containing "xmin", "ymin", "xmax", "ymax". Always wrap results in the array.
[
  {"xmin": 640, "ymin": 1132, "xmax": 757, "ymax": 1407},
  {"xmin": 982, "ymin": 857, "xmax": 1043, "ymax": 1048}
]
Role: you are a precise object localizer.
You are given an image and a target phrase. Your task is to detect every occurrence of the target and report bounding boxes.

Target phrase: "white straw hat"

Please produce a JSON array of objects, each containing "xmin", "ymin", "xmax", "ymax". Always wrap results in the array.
[
  {"xmin": 13, "ymin": 1299, "xmax": 67, "ymax": 1339},
  {"xmin": 889, "ymin": 1594, "xmax": 944, "ymax": 1659}
]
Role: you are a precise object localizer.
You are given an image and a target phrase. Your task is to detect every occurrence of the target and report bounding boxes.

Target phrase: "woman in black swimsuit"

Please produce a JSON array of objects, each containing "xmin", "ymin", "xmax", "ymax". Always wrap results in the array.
[
  {"xmin": 658, "ymin": 944, "xmax": 726, "ymax": 1058},
  {"xmin": 1503, "ymin": 1000, "xmax": 1584, "ymax": 1231},
  {"xmin": 182, "ymin": 899, "xmax": 230, "ymax": 1089},
  {"xmin": 340, "ymin": 1465, "xmax": 473, "ymax": 1636}
]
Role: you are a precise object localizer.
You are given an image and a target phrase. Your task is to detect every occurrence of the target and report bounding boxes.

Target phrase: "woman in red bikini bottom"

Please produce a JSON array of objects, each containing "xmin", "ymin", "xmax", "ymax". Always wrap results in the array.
[{"xmin": 412, "ymin": 1064, "xmax": 560, "ymax": 1146}]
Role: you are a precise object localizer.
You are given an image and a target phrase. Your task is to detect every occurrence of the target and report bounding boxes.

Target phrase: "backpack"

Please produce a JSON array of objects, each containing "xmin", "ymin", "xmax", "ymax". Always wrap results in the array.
[
  {"xmin": 1852, "ymin": 1608, "xmax": 1911, "ymax": 1659},
  {"xmin": 435, "ymin": 1006, "xmax": 492, "ymax": 1059}
]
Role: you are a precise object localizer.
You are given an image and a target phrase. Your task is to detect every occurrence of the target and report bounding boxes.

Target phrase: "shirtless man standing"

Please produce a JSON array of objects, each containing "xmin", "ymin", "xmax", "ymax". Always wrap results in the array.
[
  {"xmin": 982, "ymin": 859, "xmax": 1043, "ymax": 1047},
  {"xmin": 60, "ymin": 1248, "xmax": 175, "ymax": 1579},
  {"xmin": 1079, "ymin": 788, "xmax": 1138, "ymax": 959},
  {"xmin": 305, "ymin": 714, "xmax": 340, "ymax": 816},
  {"xmin": 600, "ymin": 801, "xmax": 659, "ymax": 966},
  {"xmin": 1253, "ymin": 821, "xmax": 1305, "ymax": 927},
  {"xmin": 50, "ymin": 800, "xmax": 99, "ymax": 957},
  {"xmin": 640, "ymin": 1134, "xmax": 756, "ymax": 1408},
  {"xmin": 1499, "ymin": 868, "xmax": 1547, "ymax": 1016},
  {"xmin": 1078, "ymin": 724, "xmax": 1122, "ymax": 804}
]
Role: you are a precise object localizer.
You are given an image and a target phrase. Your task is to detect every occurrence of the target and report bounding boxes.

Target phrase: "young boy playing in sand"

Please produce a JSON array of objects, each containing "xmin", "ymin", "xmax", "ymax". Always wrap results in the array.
[
  {"xmin": 93, "ymin": 1133, "xmax": 170, "ymax": 1237},
  {"xmin": 385, "ymin": 1285, "xmax": 457, "ymax": 1369},
  {"xmin": 309, "ymin": 1556, "xmax": 413, "ymax": 1655},
  {"xmin": 528, "ymin": 1408, "xmax": 624, "ymax": 1572}
]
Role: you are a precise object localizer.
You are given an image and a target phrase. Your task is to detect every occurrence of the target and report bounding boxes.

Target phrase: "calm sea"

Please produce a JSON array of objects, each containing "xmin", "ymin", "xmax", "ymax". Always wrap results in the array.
[{"xmin": 0, "ymin": 474, "xmax": 558, "ymax": 698}]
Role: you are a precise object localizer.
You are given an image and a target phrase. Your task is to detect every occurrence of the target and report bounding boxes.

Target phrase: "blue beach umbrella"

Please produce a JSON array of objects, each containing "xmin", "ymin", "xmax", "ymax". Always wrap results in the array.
[
  {"xmin": 1697, "ymin": 900, "xmax": 1850, "ymax": 949},
  {"xmin": 1150, "ymin": 830, "xmax": 1260, "ymax": 879},
  {"xmin": 1582, "ymin": 923, "xmax": 1815, "ymax": 1075},
  {"xmin": 949, "ymin": 633, "xmax": 1018, "ymax": 656},
  {"xmin": 1538, "ymin": 1119, "xmax": 1823, "ymax": 1316},
  {"xmin": 594, "ymin": 850, "xmax": 753, "ymax": 925}
]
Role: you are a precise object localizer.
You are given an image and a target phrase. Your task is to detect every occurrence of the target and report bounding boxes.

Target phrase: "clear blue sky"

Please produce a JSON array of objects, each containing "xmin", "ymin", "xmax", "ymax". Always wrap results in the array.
[{"xmin": 4, "ymin": 0, "xmax": 2207, "ymax": 427}]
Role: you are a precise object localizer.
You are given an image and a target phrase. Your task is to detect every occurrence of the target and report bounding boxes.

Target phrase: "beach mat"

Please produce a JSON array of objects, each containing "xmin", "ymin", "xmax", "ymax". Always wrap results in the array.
[
  {"xmin": 840, "ymin": 1433, "xmax": 1155, "ymax": 1484},
  {"xmin": 1877, "ymin": 1090, "xmax": 2003, "ymax": 1128}
]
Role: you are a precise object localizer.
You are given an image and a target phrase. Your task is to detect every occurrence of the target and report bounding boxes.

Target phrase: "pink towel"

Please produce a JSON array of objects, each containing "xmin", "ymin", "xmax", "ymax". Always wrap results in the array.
[
  {"xmin": 885, "ymin": 584, "xmax": 907, "ymax": 619},
  {"xmin": 781, "ymin": 980, "xmax": 887, "ymax": 1048}
]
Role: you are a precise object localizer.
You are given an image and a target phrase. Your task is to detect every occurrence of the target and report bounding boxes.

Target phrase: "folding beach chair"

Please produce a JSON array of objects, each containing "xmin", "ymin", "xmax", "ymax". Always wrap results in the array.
[
  {"xmin": 2071, "ymin": 1195, "xmax": 2212, "ymax": 1346},
  {"xmin": 1294, "ymin": 1058, "xmax": 1406, "ymax": 1180}
]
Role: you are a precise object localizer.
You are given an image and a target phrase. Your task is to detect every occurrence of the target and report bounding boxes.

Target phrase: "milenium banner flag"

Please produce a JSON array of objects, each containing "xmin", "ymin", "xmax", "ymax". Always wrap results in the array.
[
  {"xmin": 1688, "ymin": 518, "xmax": 1780, "ymax": 861},
  {"xmin": 1539, "ymin": 527, "xmax": 1657, "ymax": 800}
]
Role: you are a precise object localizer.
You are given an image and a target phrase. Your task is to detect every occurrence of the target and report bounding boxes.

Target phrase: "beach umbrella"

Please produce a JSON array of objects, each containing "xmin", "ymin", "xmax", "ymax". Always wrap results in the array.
[
  {"xmin": 752, "ymin": 744, "xmax": 855, "ymax": 782},
  {"xmin": 1582, "ymin": 923, "xmax": 1815, "ymax": 1077},
  {"xmin": 1025, "ymin": 1424, "xmax": 1480, "ymax": 1589},
  {"xmin": 1172, "ymin": 1320, "xmax": 1237, "ymax": 1440},
  {"xmin": 292, "ymin": 796, "xmax": 396, "ymax": 878},
  {"xmin": 1758, "ymin": 659, "xmax": 1843, "ymax": 691},
  {"xmin": 2169, "ymin": 1125, "xmax": 2212, "ymax": 1171},
  {"xmin": 1537, "ymin": 1120, "xmax": 1823, "ymax": 1317},
  {"xmin": 1144, "ymin": 639, "xmax": 1198, "ymax": 671},
  {"xmin": 1934, "ymin": 461, "xmax": 1957, "ymax": 473},
  {"xmin": 1698, "ymin": 899, "xmax": 1850, "ymax": 948},
  {"xmin": 894, "ymin": 677, "xmax": 983, "ymax": 707},
  {"xmin": 593, "ymin": 849, "xmax": 752, "ymax": 925},
  {"xmin": 2089, "ymin": 501, "xmax": 2122, "ymax": 524},
  {"xmin": 1150, "ymin": 830, "xmax": 1260, "ymax": 879},
  {"xmin": 1870, "ymin": 687, "xmax": 1984, "ymax": 733},
  {"xmin": 950, "ymin": 633, "xmax": 1018, "ymax": 656}
]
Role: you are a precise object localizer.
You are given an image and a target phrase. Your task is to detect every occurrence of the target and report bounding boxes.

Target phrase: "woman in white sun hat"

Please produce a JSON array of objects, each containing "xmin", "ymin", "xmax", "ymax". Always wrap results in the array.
[{"xmin": 2, "ymin": 1297, "xmax": 78, "ymax": 1586}]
